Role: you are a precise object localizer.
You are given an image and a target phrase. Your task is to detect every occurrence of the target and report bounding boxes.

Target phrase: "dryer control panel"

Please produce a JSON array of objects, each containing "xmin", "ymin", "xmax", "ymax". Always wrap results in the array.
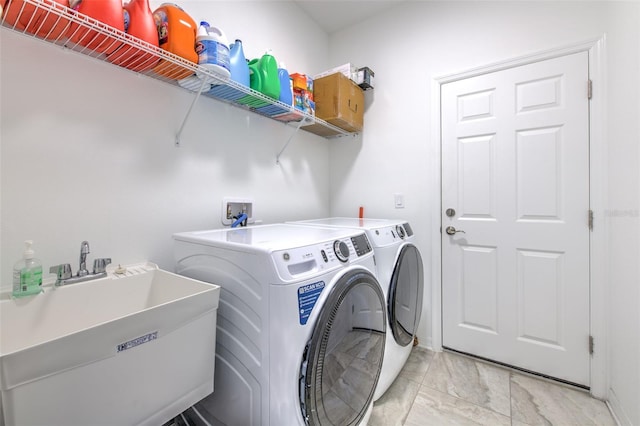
[
  {"xmin": 367, "ymin": 224, "xmax": 413, "ymax": 247},
  {"xmin": 272, "ymin": 233, "xmax": 372, "ymax": 281}
]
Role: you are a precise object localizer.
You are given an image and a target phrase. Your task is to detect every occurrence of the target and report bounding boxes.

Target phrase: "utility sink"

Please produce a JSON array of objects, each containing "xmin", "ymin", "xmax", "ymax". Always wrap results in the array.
[{"xmin": 0, "ymin": 263, "xmax": 220, "ymax": 426}]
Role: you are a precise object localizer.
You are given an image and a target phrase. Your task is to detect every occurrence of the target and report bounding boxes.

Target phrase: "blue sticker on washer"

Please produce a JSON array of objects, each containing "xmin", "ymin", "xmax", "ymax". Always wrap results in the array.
[{"xmin": 298, "ymin": 281, "xmax": 325, "ymax": 325}]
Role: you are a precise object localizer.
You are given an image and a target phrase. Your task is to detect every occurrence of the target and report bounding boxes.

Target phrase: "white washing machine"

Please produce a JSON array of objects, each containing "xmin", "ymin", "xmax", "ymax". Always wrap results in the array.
[
  {"xmin": 172, "ymin": 224, "xmax": 386, "ymax": 426},
  {"xmin": 289, "ymin": 218, "xmax": 424, "ymax": 401}
]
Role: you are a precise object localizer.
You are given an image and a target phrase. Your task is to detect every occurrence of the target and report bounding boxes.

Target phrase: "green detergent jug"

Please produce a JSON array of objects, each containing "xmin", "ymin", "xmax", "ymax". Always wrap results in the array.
[
  {"xmin": 248, "ymin": 58, "xmax": 263, "ymax": 93},
  {"xmin": 240, "ymin": 50, "xmax": 280, "ymax": 107},
  {"xmin": 238, "ymin": 59, "xmax": 267, "ymax": 107},
  {"xmin": 257, "ymin": 50, "xmax": 280, "ymax": 99}
]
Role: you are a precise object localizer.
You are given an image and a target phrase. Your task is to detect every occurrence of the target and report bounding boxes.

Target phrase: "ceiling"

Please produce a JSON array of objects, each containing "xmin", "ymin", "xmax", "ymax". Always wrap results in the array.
[{"xmin": 292, "ymin": 0, "xmax": 405, "ymax": 34}]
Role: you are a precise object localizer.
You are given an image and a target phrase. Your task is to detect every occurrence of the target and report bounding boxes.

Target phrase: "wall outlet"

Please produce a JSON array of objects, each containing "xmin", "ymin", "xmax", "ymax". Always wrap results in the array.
[{"xmin": 222, "ymin": 197, "xmax": 254, "ymax": 226}]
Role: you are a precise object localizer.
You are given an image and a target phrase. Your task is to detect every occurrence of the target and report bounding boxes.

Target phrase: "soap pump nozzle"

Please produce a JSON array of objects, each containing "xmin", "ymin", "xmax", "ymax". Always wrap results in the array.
[{"xmin": 22, "ymin": 240, "xmax": 35, "ymax": 259}]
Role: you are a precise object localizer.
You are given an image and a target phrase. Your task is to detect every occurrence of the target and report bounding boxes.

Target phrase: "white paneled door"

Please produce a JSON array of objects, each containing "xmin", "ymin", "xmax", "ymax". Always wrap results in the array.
[{"xmin": 441, "ymin": 52, "xmax": 590, "ymax": 386}]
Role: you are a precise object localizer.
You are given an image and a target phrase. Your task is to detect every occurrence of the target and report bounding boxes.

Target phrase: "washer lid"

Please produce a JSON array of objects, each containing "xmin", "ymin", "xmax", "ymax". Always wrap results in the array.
[{"xmin": 173, "ymin": 224, "xmax": 365, "ymax": 252}]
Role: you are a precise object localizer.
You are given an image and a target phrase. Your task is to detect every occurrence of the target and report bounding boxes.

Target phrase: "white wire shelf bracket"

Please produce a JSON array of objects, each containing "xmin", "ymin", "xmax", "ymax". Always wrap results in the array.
[
  {"xmin": 276, "ymin": 117, "xmax": 310, "ymax": 165},
  {"xmin": 1, "ymin": 0, "xmax": 359, "ymax": 147}
]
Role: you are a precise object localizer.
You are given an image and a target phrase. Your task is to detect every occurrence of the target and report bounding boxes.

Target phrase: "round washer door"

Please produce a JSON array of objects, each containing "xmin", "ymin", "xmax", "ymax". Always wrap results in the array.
[
  {"xmin": 300, "ymin": 269, "xmax": 385, "ymax": 426},
  {"xmin": 388, "ymin": 244, "xmax": 424, "ymax": 347}
]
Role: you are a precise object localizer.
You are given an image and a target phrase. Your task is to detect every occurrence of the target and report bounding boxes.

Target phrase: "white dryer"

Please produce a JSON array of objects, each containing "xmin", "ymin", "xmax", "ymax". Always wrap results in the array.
[
  {"xmin": 290, "ymin": 218, "xmax": 424, "ymax": 401},
  {"xmin": 173, "ymin": 224, "xmax": 386, "ymax": 426}
]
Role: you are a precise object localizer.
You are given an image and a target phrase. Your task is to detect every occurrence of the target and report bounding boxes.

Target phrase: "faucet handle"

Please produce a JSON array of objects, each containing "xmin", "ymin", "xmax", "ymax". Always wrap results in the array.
[
  {"xmin": 93, "ymin": 258, "xmax": 112, "ymax": 274},
  {"xmin": 50, "ymin": 264, "xmax": 73, "ymax": 281}
]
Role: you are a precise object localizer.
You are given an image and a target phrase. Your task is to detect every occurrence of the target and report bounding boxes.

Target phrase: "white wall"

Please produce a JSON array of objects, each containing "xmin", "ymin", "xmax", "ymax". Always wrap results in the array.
[
  {"xmin": 2, "ymin": 1, "xmax": 639, "ymax": 423},
  {"xmin": 0, "ymin": 1, "xmax": 331, "ymax": 287},
  {"xmin": 604, "ymin": 3, "xmax": 640, "ymax": 425},
  {"xmin": 328, "ymin": 1, "xmax": 639, "ymax": 424}
]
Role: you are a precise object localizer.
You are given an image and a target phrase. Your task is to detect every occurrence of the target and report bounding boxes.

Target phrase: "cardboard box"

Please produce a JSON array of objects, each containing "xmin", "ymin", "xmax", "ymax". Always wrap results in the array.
[
  {"xmin": 312, "ymin": 72, "xmax": 364, "ymax": 133},
  {"xmin": 302, "ymin": 122, "xmax": 346, "ymax": 138},
  {"xmin": 314, "ymin": 63, "xmax": 356, "ymax": 81}
]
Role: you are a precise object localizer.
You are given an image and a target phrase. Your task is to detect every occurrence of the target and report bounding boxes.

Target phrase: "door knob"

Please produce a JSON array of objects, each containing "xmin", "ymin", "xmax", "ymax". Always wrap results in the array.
[{"xmin": 445, "ymin": 226, "xmax": 465, "ymax": 235}]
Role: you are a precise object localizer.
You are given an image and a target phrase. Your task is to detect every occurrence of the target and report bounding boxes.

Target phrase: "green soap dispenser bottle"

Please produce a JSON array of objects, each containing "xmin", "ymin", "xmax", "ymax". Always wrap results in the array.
[{"xmin": 12, "ymin": 240, "xmax": 43, "ymax": 298}]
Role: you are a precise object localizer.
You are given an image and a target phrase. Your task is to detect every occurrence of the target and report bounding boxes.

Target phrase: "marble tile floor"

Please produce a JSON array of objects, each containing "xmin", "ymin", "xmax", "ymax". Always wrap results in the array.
[{"xmin": 370, "ymin": 348, "xmax": 616, "ymax": 426}]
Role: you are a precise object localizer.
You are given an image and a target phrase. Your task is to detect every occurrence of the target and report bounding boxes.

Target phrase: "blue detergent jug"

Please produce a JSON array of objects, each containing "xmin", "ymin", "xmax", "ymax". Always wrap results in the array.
[
  {"xmin": 229, "ymin": 39, "xmax": 250, "ymax": 87},
  {"xmin": 278, "ymin": 62, "xmax": 293, "ymax": 106}
]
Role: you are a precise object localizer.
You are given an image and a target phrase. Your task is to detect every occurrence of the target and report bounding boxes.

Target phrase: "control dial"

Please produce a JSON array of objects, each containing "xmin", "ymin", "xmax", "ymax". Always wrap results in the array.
[
  {"xmin": 396, "ymin": 225, "xmax": 406, "ymax": 239},
  {"xmin": 333, "ymin": 240, "xmax": 350, "ymax": 263}
]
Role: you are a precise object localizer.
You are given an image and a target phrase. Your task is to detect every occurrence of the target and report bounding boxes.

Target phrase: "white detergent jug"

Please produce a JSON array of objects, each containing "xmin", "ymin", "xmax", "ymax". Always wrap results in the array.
[{"xmin": 195, "ymin": 21, "xmax": 231, "ymax": 81}]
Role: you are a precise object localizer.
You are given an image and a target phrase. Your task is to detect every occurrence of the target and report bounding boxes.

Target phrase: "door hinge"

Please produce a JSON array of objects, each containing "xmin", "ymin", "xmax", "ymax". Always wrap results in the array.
[
  {"xmin": 589, "ymin": 335, "xmax": 595, "ymax": 355},
  {"xmin": 588, "ymin": 209, "xmax": 594, "ymax": 231},
  {"xmin": 588, "ymin": 79, "xmax": 593, "ymax": 100}
]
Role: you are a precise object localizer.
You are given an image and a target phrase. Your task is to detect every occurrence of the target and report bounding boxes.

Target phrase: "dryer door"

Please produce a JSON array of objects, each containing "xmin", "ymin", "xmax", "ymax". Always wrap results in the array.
[
  {"xmin": 300, "ymin": 269, "xmax": 385, "ymax": 426},
  {"xmin": 388, "ymin": 244, "xmax": 424, "ymax": 347}
]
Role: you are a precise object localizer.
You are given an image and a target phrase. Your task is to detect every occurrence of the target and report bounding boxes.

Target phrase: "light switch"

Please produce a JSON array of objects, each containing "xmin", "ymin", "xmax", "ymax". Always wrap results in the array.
[{"xmin": 394, "ymin": 193, "xmax": 405, "ymax": 209}]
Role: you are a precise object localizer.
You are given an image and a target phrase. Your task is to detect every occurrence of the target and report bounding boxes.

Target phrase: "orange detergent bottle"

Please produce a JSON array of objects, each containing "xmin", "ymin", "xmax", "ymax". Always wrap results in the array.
[
  {"xmin": 2, "ymin": 0, "xmax": 70, "ymax": 40},
  {"xmin": 107, "ymin": 0, "xmax": 160, "ymax": 72},
  {"xmin": 66, "ymin": 0, "xmax": 124, "ymax": 54},
  {"xmin": 152, "ymin": 3, "xmax": 198, "ymax": 80}
]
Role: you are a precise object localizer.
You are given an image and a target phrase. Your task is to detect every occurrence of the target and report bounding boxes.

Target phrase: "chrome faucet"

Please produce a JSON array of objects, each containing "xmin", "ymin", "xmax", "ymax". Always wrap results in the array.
[
  {"xmin": 78, "ymin": 240, "xmax": 90, "ymax": 277},
  {"xmin": 50, "ymin": 241, "xmax": 111, "ymax": 286}
]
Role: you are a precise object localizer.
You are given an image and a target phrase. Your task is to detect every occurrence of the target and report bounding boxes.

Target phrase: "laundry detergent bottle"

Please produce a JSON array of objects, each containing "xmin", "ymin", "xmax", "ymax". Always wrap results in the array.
[
  {"xmin": 3, "ymin": 0, "xmax": 70, "ymax": 40},
  {"xmin": 196, "ymin": 21, "xmax": 231, "ymax": 81},
  {"xmin": 258, "ymin": 50, "xmax": 280, "ymax": 99},
  {"xmin": 107, "ymin": 0, "xmax": 160, "ymax": 72},
  {"xmin": 229, "ymin": 39, "xmax": 250, "ymax": 87},
  {"xmin": 248, "ymin": 58, "xmax": 263, "ymax": 93},
  {"xmin": 237, "ymin": 58, "xmax": 268, "ymax": 107},
  {"xmin": 152, "ymin": 3, "xmax": 198, "ymax": 79},
  {"xmin": 67, "ymin": 0, "xmax": 125, "ymax": 54},
  {"xmin": 278, "ymin": 62, "xmax": 293, "ymax": 106}
]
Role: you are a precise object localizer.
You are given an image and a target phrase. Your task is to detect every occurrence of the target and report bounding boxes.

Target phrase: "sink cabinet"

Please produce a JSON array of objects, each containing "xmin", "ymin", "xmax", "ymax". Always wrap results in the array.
[{"xmin": 0, "ymin": 263, "xmax": 220, "ymax": 426}]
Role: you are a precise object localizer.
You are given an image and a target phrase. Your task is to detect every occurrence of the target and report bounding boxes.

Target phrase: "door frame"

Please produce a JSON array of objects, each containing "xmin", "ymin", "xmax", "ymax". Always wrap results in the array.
[{"xmin": 429, "ymin": 37, "xmax": 608, "ymax": 398}]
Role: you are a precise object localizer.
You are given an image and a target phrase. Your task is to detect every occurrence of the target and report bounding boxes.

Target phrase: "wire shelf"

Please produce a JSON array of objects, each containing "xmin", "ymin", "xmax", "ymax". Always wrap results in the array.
[{"xmin": 0, "ymin": 0, "xmax": 356, "ymax": 142}]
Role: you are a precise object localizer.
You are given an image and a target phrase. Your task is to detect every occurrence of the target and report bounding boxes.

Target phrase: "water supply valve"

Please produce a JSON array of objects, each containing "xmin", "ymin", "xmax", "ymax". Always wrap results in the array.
[{"xmin": 222, "ymin": 197, "xmax": 254, "ymax": 226}]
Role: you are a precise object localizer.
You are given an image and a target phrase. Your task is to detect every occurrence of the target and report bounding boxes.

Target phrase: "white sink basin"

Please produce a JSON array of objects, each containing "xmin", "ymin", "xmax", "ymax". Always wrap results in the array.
[{"xmin": 0, "ymin": 263, "xmax": 220, "ymax": 426}]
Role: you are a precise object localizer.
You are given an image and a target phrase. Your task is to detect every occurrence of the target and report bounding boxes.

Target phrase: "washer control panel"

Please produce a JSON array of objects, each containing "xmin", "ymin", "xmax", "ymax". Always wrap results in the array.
[
  {"xmin": 350, "ymin": 233, "xmax": 372, "ymax": 256},
  {"xmin": 272, "ymin": 233, "xmax": 372, "ymax": 280},
  {"xmin": 333, "ymin": 240, "xmax": 350, "ymax": 262}
]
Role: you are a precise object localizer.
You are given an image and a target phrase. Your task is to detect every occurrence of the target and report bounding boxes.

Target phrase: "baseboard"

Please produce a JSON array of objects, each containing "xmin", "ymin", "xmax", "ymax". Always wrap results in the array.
[
  {"xmin": 607, "ymin": 388, "xmax": 633, "ymax": 426},
  {"xmin": 416, "ymin": 336, "xmax": 435, "ymax": 352}
]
